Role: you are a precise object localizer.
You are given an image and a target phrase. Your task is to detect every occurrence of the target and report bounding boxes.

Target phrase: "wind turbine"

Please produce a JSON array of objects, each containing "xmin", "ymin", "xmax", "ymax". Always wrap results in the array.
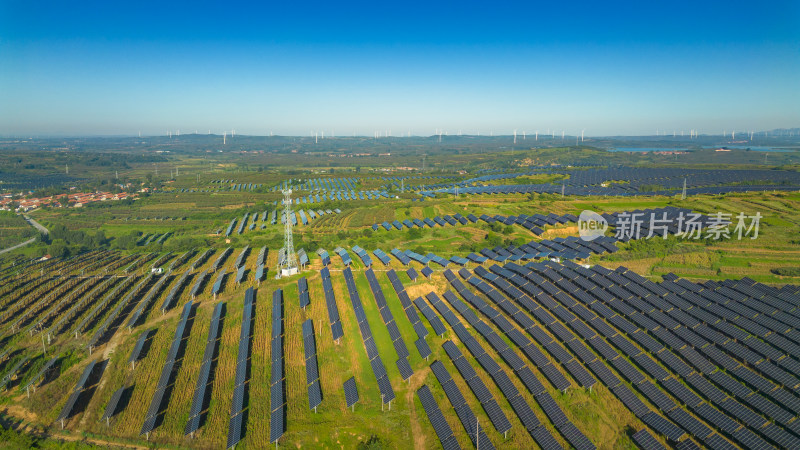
[
  {"xmin": 223, "ymin": 131, "xmax": 226, "ymax": 145},
  {"xmin": 513, "ymin": 129, "xmax": 517, "ymax": 144},
  {"xmin": 581, "ymin": 129, "xmax": 585, "ymax": 142}
]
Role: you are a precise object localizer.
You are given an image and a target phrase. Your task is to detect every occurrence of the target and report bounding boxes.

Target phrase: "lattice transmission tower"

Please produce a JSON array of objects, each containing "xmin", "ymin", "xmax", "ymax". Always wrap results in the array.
[{"xmin": 278, "ymin": 189, "xmax": 298, "ymax": 277}]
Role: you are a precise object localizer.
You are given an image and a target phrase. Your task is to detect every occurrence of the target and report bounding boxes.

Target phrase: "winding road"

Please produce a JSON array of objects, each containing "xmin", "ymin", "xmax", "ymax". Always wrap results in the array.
[{"xmin": 0, "ymin": 214, "xmax": 49, "ymax": 255}]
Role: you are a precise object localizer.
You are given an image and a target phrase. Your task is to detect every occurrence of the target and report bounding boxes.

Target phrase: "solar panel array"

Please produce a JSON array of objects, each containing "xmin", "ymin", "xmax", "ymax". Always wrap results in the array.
[
  {"xmin": 87, "ymin": 274, "xmax": 155, "ymax": 349},
  {"xmin": 342, "ymin": 267, "xmax": 395, "ymax": 403},
  {"xmin": 57, "ymin": 360, "xmax": 97, "ymax": 423},
  {"xmin": 372, "ymin": 248, "xmax": 391, "ymax": 266},
  {"xmin": 413, "ymin": 295, "xmax": 447, "ymax": 337},
  {"xmin": 211, "ymin": 247, "xmax": 232, "ymax": 272},
  {"xmin": 233, "ymin": 246, "xmax": 250, "ymax": 269},
  {"xmin": 256, "ymin": 246, "xmax": 268, "ymax": 267},
  {"xmin": 390, "ymin": 248, "xmax": 411, "ymax": 265},
  {"xmin": 141, "ymin": 301, "xmax": 193, "ymax": 436},
  {"xmin": 302, "ymin": 319, "xmax": 323, "ymax": 410},
  {"xmin": 440, "ymin": 340, "xmax": 512, "ymax": 435},
  {"xmin": 352, "ymin": 245, "xmax": 373, "ymax": 267},
  {"xmin": 227, "ymin": 288, "xmax": 255, "ymax": 448},
  {"xmin": 190, "ymin": 248, "xmax": 214, "ymax": 270},
  {"xmin": 334, "ymin": 247, "xmax": 352, "ymax": 266},
  {"xmin": 466, "ymin": 266, "xmax": 598, "ymax": 391},
  {"xmin": 128, "ymin": 328, "xmax": 154, "ymax": 366},
  {"xmin": 49, "ymin": 274, "xmax": 134, "ymax": 339},
  {"xmin": 127, "ymin": 271, "xmax": 171, "ymax": 329},
  {"xmin": 185, "ymin": 302, "xmax": 224, "ymax": 436},
  {"xmin": 10, "ymin": 275, "xmax": 94, "ymax": 333},
  {"xmin": 364, "ymin": 268, "xmax": 413, "ymax": 380},
  {"xmin": 430, "ymin": 287, "xmax": 593, "ymax": 449},
  {"xmin": 101, "ymin": 385, "xmax": 127, "ymax": 424},
  {"xmin": 372, "ymin": 212, "xmax": 577, "ymax": 238},
  {"xmin": 235, "ymin": 265, "xmax": 247, "ymax": 285},
  {"xmin": 167, "ymin": 249, "xmax": 195, "ymax": 272},
  {"xmin": 212, "ymin": 269, "xmax": 227, "ymax": 295},
  {"xmin": 320, "ymin": 267, "xmax": 344, "ymax": 341},
  {"xmin": 0, "ymin": 354, "xmax": 30, "ymax": 391},
  {"xmin": 161, "ymin": 269, "xmax": 191, "ymax": 312},
  {"xmin": 343, "ymin": 376, "xmax": 359, "ymax": 408},
  {"xmin": 493, "ymin": 259, "xmax": 797, "ymax": 448},
  {"xmin": 430, "ymin": 360, "xmax": 495, "ymax": 449},
  {"xmin": 269, "ymin": 288, "xmax": 286, "ymax": 443},
  {"xmin": 21, "ymin": 355, "xmax": 58, "ymax": 393},
  {"xmin": 444, "ymin": 269, "xmax": 573, "ymax": 392},
  {"xmin": 385, "ymin": 269, "xmax": 432, "ymax": 358},
  {"xmin": 187, "ymin": 270, "xmax": 209, "ymax": 299},
  {"xmin": 422, "ymin": 166, "xmax": 800, "ymax": 197},
  {"xmin": 298, "ymin": 248, "xmax": 309, "ymax": 267},
  {"xmin": 29, "ymin": 274, "xmax": 113, "ymax": 335},
  {"xmin": 298, "ymin": 277, "xmax": 310, "ymax": 308},
  {"xmin": 417, "ymin": 384, "xmax": 461, "ymax": 450},
  {"xmin": 316, "ymin": 248, "xmax": 331, "ymax": 266}
]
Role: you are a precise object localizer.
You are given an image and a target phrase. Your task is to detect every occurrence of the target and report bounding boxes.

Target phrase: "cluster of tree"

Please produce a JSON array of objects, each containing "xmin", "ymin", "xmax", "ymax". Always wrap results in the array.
[{"xmin": 41, "ymin": 224, "xmax": 108, "ymax": 257}]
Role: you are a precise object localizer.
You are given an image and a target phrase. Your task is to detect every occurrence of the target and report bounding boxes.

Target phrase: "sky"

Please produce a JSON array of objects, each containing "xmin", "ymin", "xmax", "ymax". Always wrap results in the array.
[{"xmin": 1, "ymin": 1, "xmax": 798, "ymax": 137}]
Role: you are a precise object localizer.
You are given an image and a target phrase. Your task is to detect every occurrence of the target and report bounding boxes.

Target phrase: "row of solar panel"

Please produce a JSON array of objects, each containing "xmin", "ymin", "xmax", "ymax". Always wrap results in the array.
[
  {"xmin": 320, "ymin": 267, "xmax": 344, "ymax": 341},
  {"xmin": 88, "ymin": 274, "xmax": 154, "ymax": 349},
  {"xmin": 141, "ymin": 301, "xmax": 193, "ymax": 436},
  {"xmin": 443, "ymin": 270, "xmax": 573, "ymax": 392},
  {"xmin": 127, "ymin": 272, "xmax": 171, "ymax": 329},
  {"xmin": 342, "ymin": 267, "xmax": 395, "ymax": 403},
  {"xmin": 467, "ymin": 267, "xmax": 598, "ymax": 390},
  {"xmin": 385, "ymin": 269, "xmax": 432, "ymax": 360},
  {"xmin": 161, "ymin": 269, "xmax": 191, "ymax": 312},
  {"xmin": 57, "ymin": 360, "xmax": 98, "ymax": 422},
  {"xmin": 426, "ymin": 291, "xmax": 594, "ymax": 449},
  {"xmin": 270, "ymin": 289, "xmax": 286, "ymax": 443},
  {"xmin": 211, "ymin": 247, "xmax": 232, "ymax": 272},
  {"xmin": 364, "ymin": 269, "xmax": 413, "ymax": 381},
  {"xmin": 185, "ymin": 302, "xmax": 224, "ymax": 436},
  {"xmin": 302, "ymin": 320, "xmax": 323, "ymax": 410},
  {"xmin": 502, "ymin": 261, "xmax": 789, "ymax": 448}
]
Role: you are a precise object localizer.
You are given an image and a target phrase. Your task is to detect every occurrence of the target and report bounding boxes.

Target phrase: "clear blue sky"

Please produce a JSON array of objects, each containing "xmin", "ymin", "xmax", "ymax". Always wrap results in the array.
[{"xmin": 1, "ymin": 0, "xmax": 798, "ymax": 136}]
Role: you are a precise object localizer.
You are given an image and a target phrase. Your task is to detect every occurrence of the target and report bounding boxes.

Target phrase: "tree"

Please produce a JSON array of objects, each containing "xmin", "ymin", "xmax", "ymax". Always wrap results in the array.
[{"xmin": 49, "ymin": 239, "xmax": 70, "ymax": 257}]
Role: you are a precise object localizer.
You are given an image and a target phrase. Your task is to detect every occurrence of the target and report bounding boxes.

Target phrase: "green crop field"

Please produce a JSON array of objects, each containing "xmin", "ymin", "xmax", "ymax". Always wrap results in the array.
[{"xmin": 1, "ymin": 141, "xmax": 800, "ymax": 450}]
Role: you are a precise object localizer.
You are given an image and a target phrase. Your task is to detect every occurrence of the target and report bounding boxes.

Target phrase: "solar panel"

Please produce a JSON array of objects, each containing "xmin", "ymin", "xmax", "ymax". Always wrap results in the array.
[
  {"xmin": 632, "ymin": 429, "xmax": 668, "ymax": 450},
  {"xmin": 536, "ymin": 392, "xmax": 569, "ymax": 426},
  {"xmin": 666, "ymin": 408, "xmax": 713, "ymax": 440},
  {"xmin": 611, "ymin": 384, "xmax": 649, "ymax": 417},
  {"xmin": 343, "ymin": 377, "xmax": 359, "ymax": 408},
  {"xmin": 531, "ymin": 424, "xmax": 563, "ymax": 450},
  {"xmin": 415, "ymin": 338, "xmax": 432, "ymax": 359},
  {"xmin": 661, "ymin": 377, "xmax": 703, "ymax": 408},
  {"xmin": 269, "ymin": 408, "xmax": 285, "ymax": 443},
  {"xmin": 396, "ymin": 358, "xmax": 413, "ymax": 380},
  {"xmin": 56, "ymin": 390, "xmax": 82, "ymax": 422},
  {"xmin": 417, "ymin": 385, "xmax": 456, "ymax": 448},
  {"xmin": 641, "ymin": 411, "xmax": 686, "ymax": 442},
  {"xmin": 557, "ymin": 421, "xmax": 595, "ymax": 450},
  {"xmin": 308, "ymin": 379, "xmax": 322, "ymax": 410},
  {"xmin": 101, "ymin": 385, "xmax": 126, "ymax": 422},
  {"xmin": 376, "ymin": 375, "xmax": 395, "ymax": 402}
]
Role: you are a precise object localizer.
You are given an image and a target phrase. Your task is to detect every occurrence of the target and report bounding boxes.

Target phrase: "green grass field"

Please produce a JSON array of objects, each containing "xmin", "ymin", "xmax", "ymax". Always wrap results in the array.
[{"xmin": 1, "ymin": 181, "xmax": 799, "ymax": 449}]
